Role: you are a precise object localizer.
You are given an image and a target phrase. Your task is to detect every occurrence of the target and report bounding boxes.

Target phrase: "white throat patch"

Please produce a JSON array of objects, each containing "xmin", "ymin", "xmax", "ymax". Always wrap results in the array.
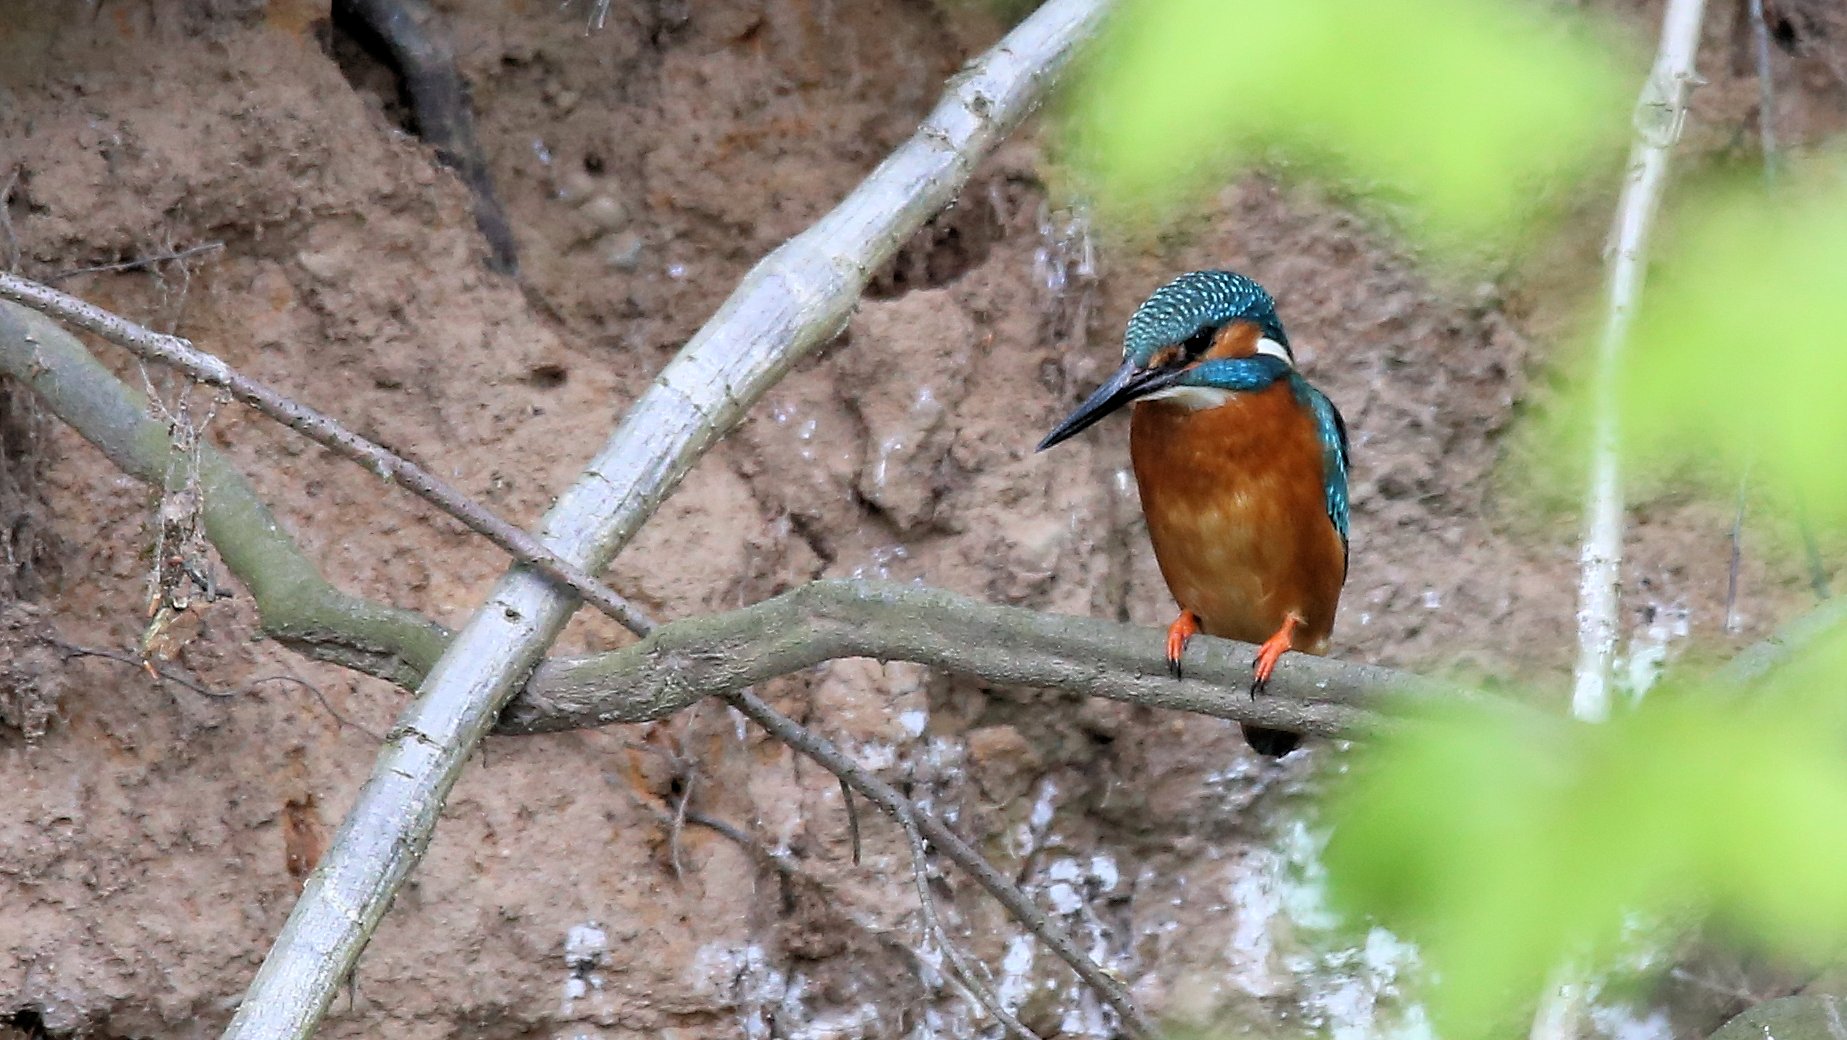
[
  {"xmin": 1254, "ymin": 336, "xmax": 1293, "ymax": 365},
  {"xmin": 1140, "ymin": 385, "xmax": 1233, "ymax": 410}
]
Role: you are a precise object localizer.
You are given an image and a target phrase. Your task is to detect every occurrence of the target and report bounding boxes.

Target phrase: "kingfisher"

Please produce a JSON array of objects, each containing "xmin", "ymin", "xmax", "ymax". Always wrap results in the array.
[{"xmin": 1037, "ymin": 271, "xmax": 1350, "ymax": 757}]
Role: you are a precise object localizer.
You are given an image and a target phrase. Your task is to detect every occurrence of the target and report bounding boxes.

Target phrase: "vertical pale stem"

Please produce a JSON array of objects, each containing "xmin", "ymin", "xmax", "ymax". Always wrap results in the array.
[
  {"xmin": 1542, "ymin": 3, "xmax": 1709, "ymax": 1037},
  {"xmin": 1570, "ymin": 0, "xmax": 1707, "ymax": 723}
]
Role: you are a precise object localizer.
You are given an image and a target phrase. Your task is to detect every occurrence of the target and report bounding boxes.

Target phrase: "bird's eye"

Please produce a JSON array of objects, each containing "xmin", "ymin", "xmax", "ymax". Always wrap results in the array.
[{"xmin": 1180, "ymin": 327, "xmax": 1218, "ymax": 359}]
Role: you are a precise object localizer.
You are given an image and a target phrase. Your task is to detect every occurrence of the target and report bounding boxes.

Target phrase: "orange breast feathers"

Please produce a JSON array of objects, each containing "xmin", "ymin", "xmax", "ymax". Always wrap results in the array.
[{"xmin": 1129, "ymin": 381, "xmax": 1347, "ymax": 651}]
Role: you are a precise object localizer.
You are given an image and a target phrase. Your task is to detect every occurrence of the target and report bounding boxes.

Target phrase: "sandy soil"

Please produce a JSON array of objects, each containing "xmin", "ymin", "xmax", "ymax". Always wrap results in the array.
[{"xmin": 0, "ymin": 0, "xmax": 1843, "ymax": 1036}]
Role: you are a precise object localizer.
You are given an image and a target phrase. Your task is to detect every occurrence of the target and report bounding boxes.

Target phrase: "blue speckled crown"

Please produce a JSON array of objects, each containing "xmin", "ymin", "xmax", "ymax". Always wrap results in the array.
[{"xmin": 1123, "ymin": 271, "xmax": 1289, "ymax": 362}]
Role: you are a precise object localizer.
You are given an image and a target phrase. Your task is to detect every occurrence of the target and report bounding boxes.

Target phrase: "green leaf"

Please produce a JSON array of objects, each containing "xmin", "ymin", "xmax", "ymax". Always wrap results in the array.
[
  {"xmin": 1325, "ymin": 631, "xmax": 1847, "ymax": 1038},
  {"xmin": 1620, "ymin": 175, "xmax": 1847, "ymax": 524},
  {"xmin": 1067, "ymin": 0, "xmax": 1631, "ymax": 244}
]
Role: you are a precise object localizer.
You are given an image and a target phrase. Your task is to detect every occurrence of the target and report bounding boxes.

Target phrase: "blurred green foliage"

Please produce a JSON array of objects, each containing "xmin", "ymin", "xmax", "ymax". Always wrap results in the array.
[
  {"xmin": 1621, "ymin": 174, "xmax": 1847, "ymax": 525},
  {"xmin": 1068, "ymin": 0, "xmax": 1631, "ymax": 245},
  {"xmin": 1328, "ymin": 165, "xmax": 1847, "ymax": 1029},
  {"xmin": 1066, "ymin": 0, "xmax": 1847, "ymax": 1036},
  {"xmin": 1326, "ymin": 628, "xmax": 1847, "ymax": 1036}
]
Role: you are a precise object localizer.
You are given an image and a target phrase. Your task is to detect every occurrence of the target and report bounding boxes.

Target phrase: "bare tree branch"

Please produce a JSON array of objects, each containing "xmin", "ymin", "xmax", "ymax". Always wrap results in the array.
[
  {"xmin": 42, "ymin": 241, "xmax": 225, "ymax": 283},
  {"xmin": 0, "ymin": 299, "xmax": 452, "ymax": 684},
  {"xmin": 0, "ymin": 274, "xmax": 1412, "ymax": 747},
  {"xmin": 1569, "ymin": 0, "xmax": 1707, "ymax": 722},
  {"xmin": 0, "ymin": 273, "xmax": 656, "ymax": 638},
  {"xmin": 498, "ymin": 579, "xmax": 1414, "ymax": 739},
  {"xmin": 218, "ymin": 3, "xmax": 1115, "ymax": 1036}
]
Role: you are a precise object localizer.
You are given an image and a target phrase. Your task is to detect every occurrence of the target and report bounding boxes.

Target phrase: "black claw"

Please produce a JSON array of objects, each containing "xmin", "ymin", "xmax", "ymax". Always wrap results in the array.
[{"xmin": 1168, "ymin": 653, "xmax": 1184, "ymax": 681}]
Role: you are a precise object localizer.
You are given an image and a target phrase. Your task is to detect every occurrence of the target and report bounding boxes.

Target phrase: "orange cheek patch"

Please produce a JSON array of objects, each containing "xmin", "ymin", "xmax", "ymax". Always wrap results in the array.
[{"xmin": 1203, "ymin": 320, "xmax": 1262, "ymax": 361}]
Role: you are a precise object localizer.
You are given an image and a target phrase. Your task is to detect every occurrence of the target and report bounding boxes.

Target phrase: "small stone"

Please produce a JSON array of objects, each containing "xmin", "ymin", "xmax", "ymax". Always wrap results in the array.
[
  {"xmin": 581, "ymin": 194, "xmax": 629, "ymax": 232},
  {"xmin": 967, "ymin": 724, "xmax": 1031, "ymax": 767},
  {"xmin": 552, "ymin": 88, "xmax": 581, "ymax": 114},
  {"xmin": 602, "ymin": 231, "xmax": 644, "ymax": 271},
  {"xmin": 556, "ymin": 169, "xmax": 594, "ymax": 202},
  {"xmin": 295, "ymin": 248, "xmax": 347, "ymax": 284}
]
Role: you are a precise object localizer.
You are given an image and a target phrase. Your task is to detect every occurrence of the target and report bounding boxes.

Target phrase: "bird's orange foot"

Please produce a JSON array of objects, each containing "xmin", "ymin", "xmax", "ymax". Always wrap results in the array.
[
  {"xmin": 1250, "ymin": 614, "xmax": 1302, "ymax": 698},
  {"xmin": 1165, "ymin": 610, "xmax": 1201, "ymax": 679}
]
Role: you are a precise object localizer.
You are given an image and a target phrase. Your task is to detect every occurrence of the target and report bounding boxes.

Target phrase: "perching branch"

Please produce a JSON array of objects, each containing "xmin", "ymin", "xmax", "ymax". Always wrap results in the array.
[
  {"xmin": 1569, "ymin": 0, "xmax": 1708, "ymax": 722},
  {"xmin": 497, "ymin": 579, "xmax": 1414, "ymax": 738},
  {"xmin": 220, "ymin": 4, "xmax": 1115, "ymax": 1038},
  {"xmin": 0, "ymin": 274, "xmax": 1412, "ymax": 745}
]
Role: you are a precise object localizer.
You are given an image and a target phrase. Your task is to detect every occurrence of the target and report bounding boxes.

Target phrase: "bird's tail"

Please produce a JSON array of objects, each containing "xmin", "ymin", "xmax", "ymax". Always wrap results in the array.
[{"xmin": 1240, "ymin": 723, "xmax": 1301, "ymax": 758}]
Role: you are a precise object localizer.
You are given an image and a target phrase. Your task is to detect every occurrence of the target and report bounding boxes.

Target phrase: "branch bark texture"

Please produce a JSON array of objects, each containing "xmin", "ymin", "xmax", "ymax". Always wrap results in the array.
[
  {"xmin": 219, "ymin": 3, "xmax": 1113, "ymax": 1036},
  {"xmin": 502, "ymin": 579, "xmax": 1424, "ymax": 738}
]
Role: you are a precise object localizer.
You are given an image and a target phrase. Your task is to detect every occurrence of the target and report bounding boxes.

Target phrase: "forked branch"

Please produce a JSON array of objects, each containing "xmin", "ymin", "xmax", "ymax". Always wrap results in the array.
[{"xmin": 214, "ymin": 2, "xmax": 1121, "ymax": 1036}]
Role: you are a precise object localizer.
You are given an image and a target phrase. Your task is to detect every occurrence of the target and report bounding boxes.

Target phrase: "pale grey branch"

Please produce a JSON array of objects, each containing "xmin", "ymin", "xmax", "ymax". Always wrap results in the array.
[{"xmin": 220, "ymin": 3, "xmax": 1117, "ymax": 1037}]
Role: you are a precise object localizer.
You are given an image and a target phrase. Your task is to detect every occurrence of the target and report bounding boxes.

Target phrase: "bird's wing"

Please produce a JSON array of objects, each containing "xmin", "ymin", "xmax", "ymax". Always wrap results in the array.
[{"xmin": 1302, "ymin": 384, "xmax": 1350, "ymax": 549}]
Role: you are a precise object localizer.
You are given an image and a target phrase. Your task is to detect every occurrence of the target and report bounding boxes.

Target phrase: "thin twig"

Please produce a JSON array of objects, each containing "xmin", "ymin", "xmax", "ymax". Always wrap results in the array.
[
  {"xmin": 249, "ymin": 674, "xmax": 387, "ymax": 743},
  {"xmin": 42, "ymin": 241, "xmax": 225, "ymax": 283},
  {"xmin": 722, "ymin": 687, "xmax": 1157, "ymax": 1040},
  {"xmin": 50, "ymin": 638, "xmax": 384, "ymax": 739},
  {"xmin": 841, "ymin": 776, "xmax": 862, "ymax": 867},
  {"xmin": 672, "ymin": 805, "xmax": 1011, "ymax": 1033},
  {"xmin": 1748, "ymin": 0, "xmax": 1778, "ymax": 180},
  {"xmin": 643, "ymin": 800, "xmax": 1026, "ymax": 1035},
  {"xmin": 51, "ymin": 638, "xmax": 228, "ymax": 697},
  {"xmin": 899, "ymin": 808, "xmax": 1044, "ymax": 1040},
  {"xmin": 0, "ymin": 273, "xmax": 657, "ymax": 637}
]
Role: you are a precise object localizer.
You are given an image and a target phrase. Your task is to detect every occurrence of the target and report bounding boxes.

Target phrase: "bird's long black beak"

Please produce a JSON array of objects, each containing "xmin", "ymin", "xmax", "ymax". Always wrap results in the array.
[{"xmin": 1036, "ymin": 360, "xmax": 1178, "ymax": 452}]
